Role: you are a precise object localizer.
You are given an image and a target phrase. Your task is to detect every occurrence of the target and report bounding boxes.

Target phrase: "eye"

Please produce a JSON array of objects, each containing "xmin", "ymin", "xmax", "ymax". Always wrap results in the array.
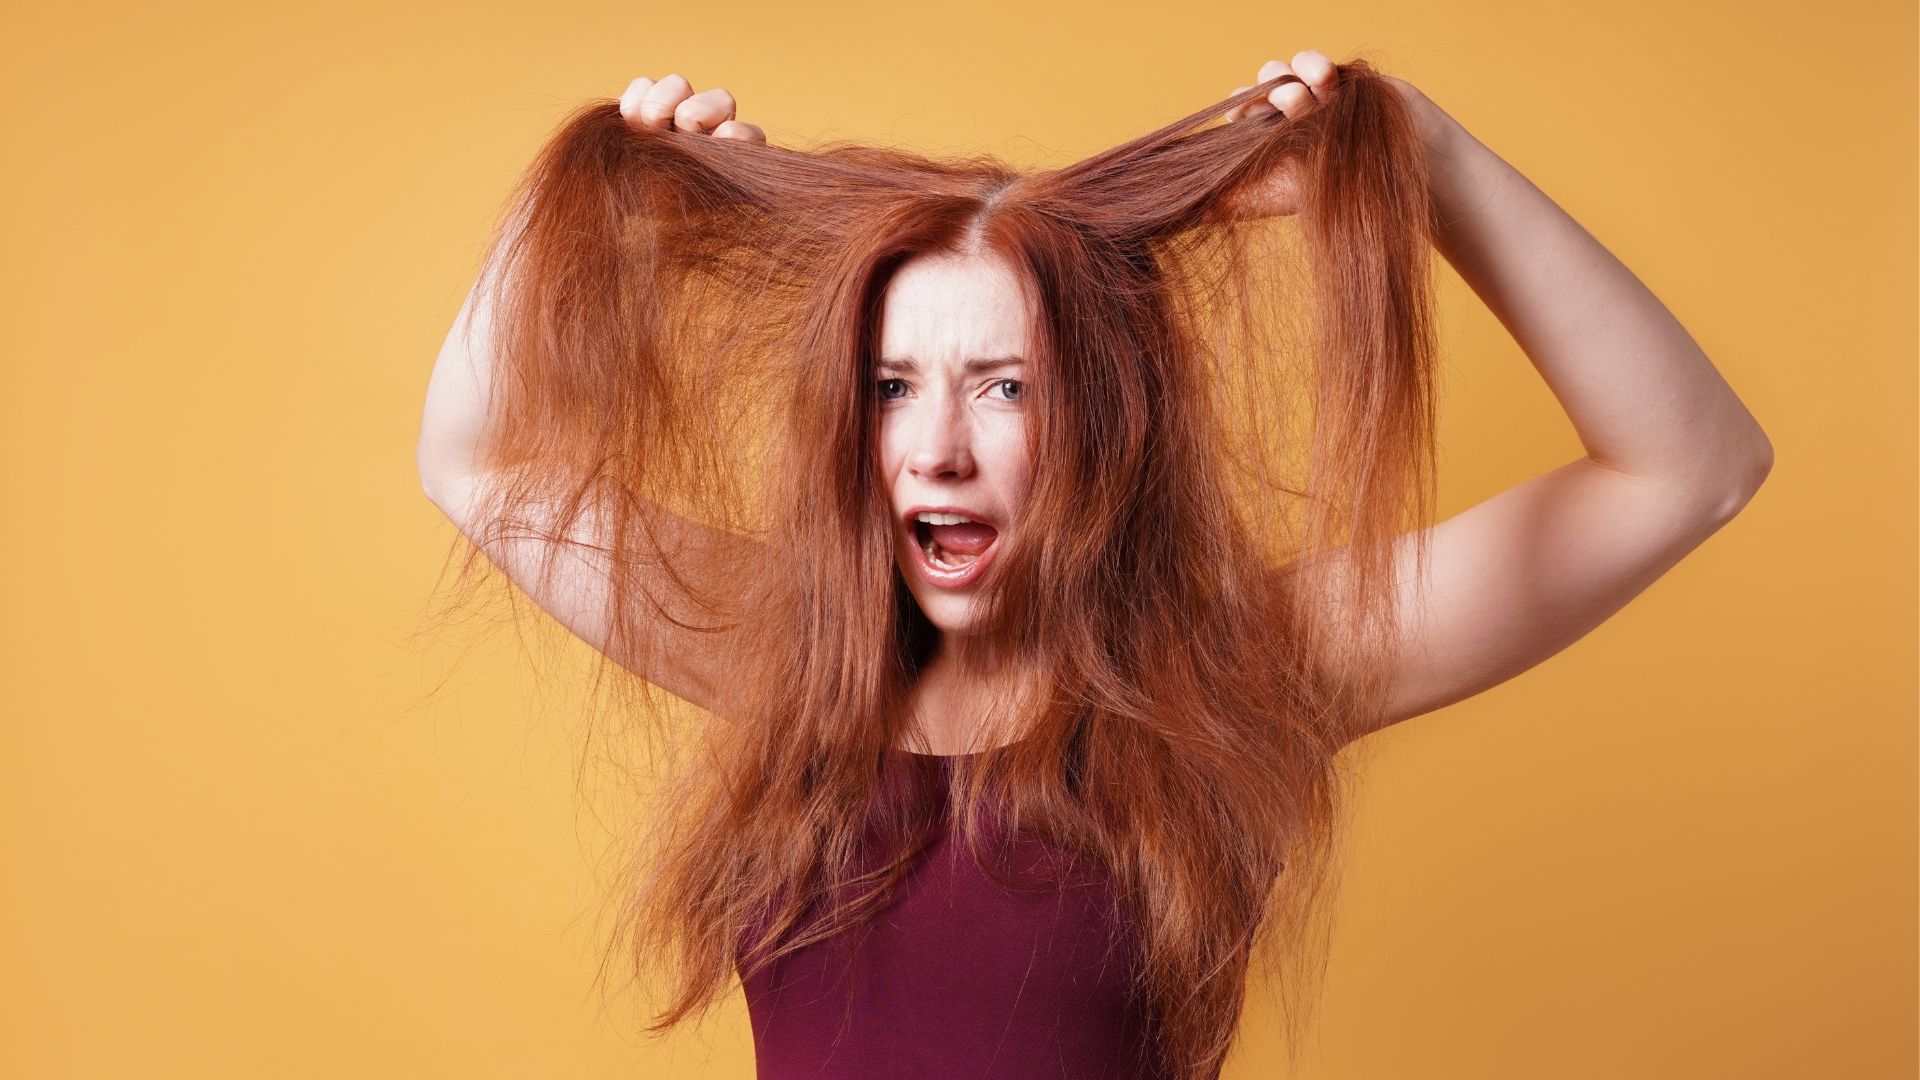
[
  {"xmin": 991, "ymin": 378, "xmax": 1024, "ymax": 401},
  {"xmin": 876, "ymin": 377, "xmax": 907, "ymax": 401}
]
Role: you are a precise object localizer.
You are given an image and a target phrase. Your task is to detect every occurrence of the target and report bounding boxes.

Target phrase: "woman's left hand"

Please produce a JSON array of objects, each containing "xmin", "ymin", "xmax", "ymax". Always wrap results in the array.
[
  {"xmin": 1220, "ymin": 52, "xmax": 1448, "ymax": 218},
  {"xmin": 1225, "ymin": 51, "xmax": 1433, "ymax": 123},
  {"xmin": 1217, "ymin": 50, "xmax": 1338, "ymax": 218}
]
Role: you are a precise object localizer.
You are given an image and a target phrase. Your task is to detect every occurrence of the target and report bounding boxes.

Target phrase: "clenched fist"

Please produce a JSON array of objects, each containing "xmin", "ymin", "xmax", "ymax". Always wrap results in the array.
[{"xmin": 618, "ymin": 73, "xmax": 766, "ymax": 143}]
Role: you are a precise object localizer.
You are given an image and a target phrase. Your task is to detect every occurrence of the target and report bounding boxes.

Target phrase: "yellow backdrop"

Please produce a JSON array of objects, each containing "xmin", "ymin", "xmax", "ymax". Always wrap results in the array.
[{"xmin": 2, "ymin": 1, "xmax": 1912, "ymax": 1077}]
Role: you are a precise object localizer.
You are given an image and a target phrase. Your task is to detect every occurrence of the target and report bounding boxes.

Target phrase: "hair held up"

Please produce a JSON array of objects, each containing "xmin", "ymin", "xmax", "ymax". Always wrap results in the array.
[{"xmin": 439, "ymin": 55, "xmax": 1442, "ymax": 1080}]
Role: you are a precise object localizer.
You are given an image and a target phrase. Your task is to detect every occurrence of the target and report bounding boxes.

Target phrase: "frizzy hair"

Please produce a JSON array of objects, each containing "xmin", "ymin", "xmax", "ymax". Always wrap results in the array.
[{"xmin": 430, "ymin": 56, "xmax": 1440, "ymax": 1080}]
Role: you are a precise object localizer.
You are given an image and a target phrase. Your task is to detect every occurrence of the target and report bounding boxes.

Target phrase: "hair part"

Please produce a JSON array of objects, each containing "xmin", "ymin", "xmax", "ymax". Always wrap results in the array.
[{"xmin": 424, "ymin": 55, "xmax": 1439, "ymax": 1080}]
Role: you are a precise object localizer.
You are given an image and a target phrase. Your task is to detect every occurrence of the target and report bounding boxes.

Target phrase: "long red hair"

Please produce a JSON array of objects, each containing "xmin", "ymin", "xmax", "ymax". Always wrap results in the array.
[{"xmin": 429, "ymin": 56, "xmax": 1438, "ymax": 1080}]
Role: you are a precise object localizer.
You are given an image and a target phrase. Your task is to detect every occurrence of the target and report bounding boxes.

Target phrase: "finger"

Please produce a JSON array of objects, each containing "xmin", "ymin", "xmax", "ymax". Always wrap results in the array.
[
  {"xmin": 1259, "ymin": 56, "xmax": 1311, "ymax": 116},
  {"xmin": 1226, "ymin": 85, "xmax": 1278, "ymax": 123},
  {"xmin": 618, "ymin": 76, "xmax": 657, "ymax": 128},
  {"xmin": 713, "ymin": 118, "xmax": 765, "ymax": 143},
  {"xmin": 1225, "ymin": 85, "xmax": 1253, "ymax": 122},
  {"xmin": 674, "ymin": 86, "xmax": 737, "ymax": 134},
  {"xmin": 1290, "ymin": 49, "xmax": 1337, "ymax": 96},
  {"xmin": 636, "ymin": 73, "xmax": 694, "ymax": 131}
]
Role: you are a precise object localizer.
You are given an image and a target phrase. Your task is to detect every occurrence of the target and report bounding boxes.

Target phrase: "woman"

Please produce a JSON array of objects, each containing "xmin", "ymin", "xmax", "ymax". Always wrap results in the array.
[{"xmin": 416, "ymin": 50, "xmax": 1771, "ymax": 1080}]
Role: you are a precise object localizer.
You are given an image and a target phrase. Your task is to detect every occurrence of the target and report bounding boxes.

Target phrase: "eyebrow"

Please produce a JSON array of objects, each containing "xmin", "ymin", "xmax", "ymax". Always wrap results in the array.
[{"xmin": 873, "ymin": 355, "xmax": 1026, "ymax": 374}]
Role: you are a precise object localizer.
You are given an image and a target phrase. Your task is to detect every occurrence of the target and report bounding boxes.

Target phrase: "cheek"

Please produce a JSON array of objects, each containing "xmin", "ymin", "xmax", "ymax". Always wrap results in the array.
[
  {"xmin": 873, "ymin": 429, "xmax": 902, "ymax": 482},
  {"xmin": 987, "ymin": 439, "xmax": 1033, "ymax": 508}
]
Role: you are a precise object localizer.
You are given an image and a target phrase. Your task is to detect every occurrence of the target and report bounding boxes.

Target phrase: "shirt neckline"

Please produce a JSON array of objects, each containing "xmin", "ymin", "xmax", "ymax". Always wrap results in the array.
[{"xmin": 885, "ymin": 732, "xmax": 1033, "ymax": 759}]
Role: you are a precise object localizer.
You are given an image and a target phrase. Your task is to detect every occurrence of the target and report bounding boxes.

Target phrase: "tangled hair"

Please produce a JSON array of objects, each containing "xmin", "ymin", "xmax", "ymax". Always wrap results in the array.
[{"xmin": 430, "ymin": 55, "xmax": 1439, "ymax": 1080}]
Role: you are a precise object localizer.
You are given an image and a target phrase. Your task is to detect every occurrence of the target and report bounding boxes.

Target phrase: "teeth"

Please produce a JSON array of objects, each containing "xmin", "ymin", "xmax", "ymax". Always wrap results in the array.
[
  {"xmin": 915, "ymin": 511, "xmax": 976, "ymax": 525},
  {"xmin": 923, "ymin": 536, "xmax": 973, "ymax": 571}
]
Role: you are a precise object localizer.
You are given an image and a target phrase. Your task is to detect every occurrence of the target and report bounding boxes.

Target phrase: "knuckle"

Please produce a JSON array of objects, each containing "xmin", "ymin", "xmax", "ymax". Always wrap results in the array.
[
  {"xmin": 646, "ymin": 75, "xmax": 691, "ymax": 104},
  {"xmin": 641, "ymin": 80, "xmax": 690, "ymax": 114},
  {"xmin": 697, "ymin": 88, "xmax": 737, "ymax": 119},
  {"xmin": 619, "ymin": 76, "xmax": 654, "ymax": 107}
]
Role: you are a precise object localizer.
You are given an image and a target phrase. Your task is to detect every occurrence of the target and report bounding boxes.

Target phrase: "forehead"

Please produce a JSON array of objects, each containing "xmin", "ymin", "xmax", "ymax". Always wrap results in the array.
[{"xmin": 876, "ymin": 251, "xmax": 1033, "ymax": 366}]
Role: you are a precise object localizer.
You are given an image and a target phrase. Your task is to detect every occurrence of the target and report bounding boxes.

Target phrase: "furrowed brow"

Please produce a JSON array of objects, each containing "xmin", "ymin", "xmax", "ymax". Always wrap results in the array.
[{"xmin": 874, "ymin": 355, "xmax": 1026, "ymax": 374}]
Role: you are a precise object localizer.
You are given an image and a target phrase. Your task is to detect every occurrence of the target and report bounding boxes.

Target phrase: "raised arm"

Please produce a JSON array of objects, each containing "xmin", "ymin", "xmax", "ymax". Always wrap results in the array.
[
  {"xmin": 1241, "ymin": 51, "xmax": 1773, "ymax": 740},
  {"xmin": 416, "ymin": 73, "xmax": 769, "ymax": 716}
]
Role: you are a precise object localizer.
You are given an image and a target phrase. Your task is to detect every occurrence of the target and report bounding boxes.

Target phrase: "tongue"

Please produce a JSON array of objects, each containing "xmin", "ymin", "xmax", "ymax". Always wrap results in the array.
[{"xmin": 929, "ymin": 521, "xmax": 997, "ymax": 555}]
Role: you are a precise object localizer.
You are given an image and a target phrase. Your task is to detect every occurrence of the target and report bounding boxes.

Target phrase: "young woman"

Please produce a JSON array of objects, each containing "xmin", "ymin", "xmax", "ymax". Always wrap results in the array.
[{"xmin": 417, "ymin": 50, "xmax": 1772, "ymax": 1080}]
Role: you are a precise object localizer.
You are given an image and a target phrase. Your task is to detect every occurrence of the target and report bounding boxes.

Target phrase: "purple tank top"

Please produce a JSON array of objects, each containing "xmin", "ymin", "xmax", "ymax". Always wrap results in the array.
[{"xmin": 737, "ymin": 746, "xmax": 1175, "ymax": 1080}]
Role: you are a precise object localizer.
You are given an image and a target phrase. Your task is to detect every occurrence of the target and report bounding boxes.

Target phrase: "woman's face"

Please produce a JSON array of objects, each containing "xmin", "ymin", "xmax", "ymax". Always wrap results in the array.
[{"xmin": 873, "ymin": 249, "xmax": 1034, "ymax": 639}]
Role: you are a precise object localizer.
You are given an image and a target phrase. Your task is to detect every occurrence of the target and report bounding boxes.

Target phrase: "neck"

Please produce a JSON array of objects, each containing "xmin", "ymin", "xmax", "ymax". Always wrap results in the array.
[{"xmin": 901, "ymin": 635, "xmax": 1039, "ymax": 755}]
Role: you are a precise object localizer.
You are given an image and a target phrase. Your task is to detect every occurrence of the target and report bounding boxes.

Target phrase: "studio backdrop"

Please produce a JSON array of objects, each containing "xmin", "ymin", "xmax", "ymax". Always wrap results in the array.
[{"xmin": 0, "ymin": 2, "xmax": 1912, "ymax": 1078}]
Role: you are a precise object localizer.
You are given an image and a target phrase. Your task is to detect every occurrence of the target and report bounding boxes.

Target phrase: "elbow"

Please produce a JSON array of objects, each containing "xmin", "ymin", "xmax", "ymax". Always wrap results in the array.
[
  {"xmin": 415, "ymin": 434, "xmax": 473, "ymax": 510},
  {"xmin": 1748, "ymin": 432, "xmax": 1775, "ymax": 488},
  {"xmin": 1710, "ymin": 430, "xmax": 1774, "ymax": 523},
  {"xmin": 418, "ymin": 460, "xmax": 487, "ymax": 523},
  {"xmin": 416, "ymin": 443, "xmax": 447, "ymax": 506},
  {"xmin": 417, "ymin": 450, "xmax": 464, "ymax": 512}
]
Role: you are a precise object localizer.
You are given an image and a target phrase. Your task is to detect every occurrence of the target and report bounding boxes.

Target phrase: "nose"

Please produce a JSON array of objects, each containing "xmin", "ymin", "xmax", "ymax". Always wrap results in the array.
[{"xmin": 905, "ymin": 399, "xmax": 975, "ymax": 480}]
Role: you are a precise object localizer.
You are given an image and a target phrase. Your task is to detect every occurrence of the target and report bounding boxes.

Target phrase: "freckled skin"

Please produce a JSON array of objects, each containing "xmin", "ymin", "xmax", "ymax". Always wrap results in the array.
[
  {"xmin": 873, "ymin": 249, "xmax": 1041, "ymax": 745},
  {"xmin": 874, "ymin": 249, "xmax": 1035, "ymax": 640}
]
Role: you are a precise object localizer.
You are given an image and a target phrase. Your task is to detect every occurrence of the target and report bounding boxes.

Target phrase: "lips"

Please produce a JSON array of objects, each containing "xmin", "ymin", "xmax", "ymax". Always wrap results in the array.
[
  {"xmin": 902, "ymin": 505, "xmax": 998, "ymax": 529},
  {"xmin": 903, "ymin": 515, "xmax": 1001, "ymax": 590}
]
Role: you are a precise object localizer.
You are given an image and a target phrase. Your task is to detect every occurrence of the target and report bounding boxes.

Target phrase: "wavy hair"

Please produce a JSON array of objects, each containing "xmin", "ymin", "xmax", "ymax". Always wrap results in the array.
[{"xmin": 429, "ymin": 55, "xmax": 1438, "ymax": 1080}]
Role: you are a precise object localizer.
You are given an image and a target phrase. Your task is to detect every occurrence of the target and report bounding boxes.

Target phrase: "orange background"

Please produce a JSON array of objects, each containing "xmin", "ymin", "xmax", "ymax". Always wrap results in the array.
[{"xmin": 2, "ymin": 1, "xmax": 1913, "ymax": 1077}]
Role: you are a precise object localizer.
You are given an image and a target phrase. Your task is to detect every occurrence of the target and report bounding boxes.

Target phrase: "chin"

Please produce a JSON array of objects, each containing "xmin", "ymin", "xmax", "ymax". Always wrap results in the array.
[{"xmin": 909, "ymin": 588, "xmax": 979, "ymax": 636}]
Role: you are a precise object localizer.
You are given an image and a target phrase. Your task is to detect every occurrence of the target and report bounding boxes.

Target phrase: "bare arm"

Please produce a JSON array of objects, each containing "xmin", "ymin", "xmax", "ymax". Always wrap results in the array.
[
  {"xmin": 415, "ymin": 72, "xmax": 769, "ymax": 714},
  {"xmin": 415, "ymin": 272, "xmax": 500, "ymax": 492},
  {"xmin": 1417, "ymin": 90, "xmax": 1772, "ymax": 497},
  {"xmin": 1242, "ymin": 52, "xmax": 1773, "ymax": 739},
  {"xmin": 417, "ymin": 68, "xmax": 766, "ymax": 496}
]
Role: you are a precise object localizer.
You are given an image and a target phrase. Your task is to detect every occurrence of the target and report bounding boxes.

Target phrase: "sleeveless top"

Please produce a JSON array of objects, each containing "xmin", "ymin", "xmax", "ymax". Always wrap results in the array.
[{"xmin": 736, "ymin": 746, "xmax": 1177, "ymax": 1080}]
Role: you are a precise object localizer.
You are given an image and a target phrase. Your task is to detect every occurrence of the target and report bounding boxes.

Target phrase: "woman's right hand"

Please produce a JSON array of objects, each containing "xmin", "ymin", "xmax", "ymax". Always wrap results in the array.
[{"xmin": 619, "ymin": 74, "xmax": 765, "ymax": 143}]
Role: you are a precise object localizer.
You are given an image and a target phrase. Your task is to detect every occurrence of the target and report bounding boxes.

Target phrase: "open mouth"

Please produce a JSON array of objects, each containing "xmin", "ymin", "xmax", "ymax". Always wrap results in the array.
[
  {"xmin": 914, "ymin": 519, "xmax": 994, "ymax": 570},
  {"xmin": 909, "ymin": 517, "xmax": 1001, "ymax": 586}
]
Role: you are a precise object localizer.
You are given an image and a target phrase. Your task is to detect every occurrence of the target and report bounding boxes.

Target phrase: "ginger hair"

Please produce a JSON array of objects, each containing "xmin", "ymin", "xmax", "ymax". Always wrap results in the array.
[{"xmin": 428, "ymin": 56, "xmax": 1438, "ymax": 1080}]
